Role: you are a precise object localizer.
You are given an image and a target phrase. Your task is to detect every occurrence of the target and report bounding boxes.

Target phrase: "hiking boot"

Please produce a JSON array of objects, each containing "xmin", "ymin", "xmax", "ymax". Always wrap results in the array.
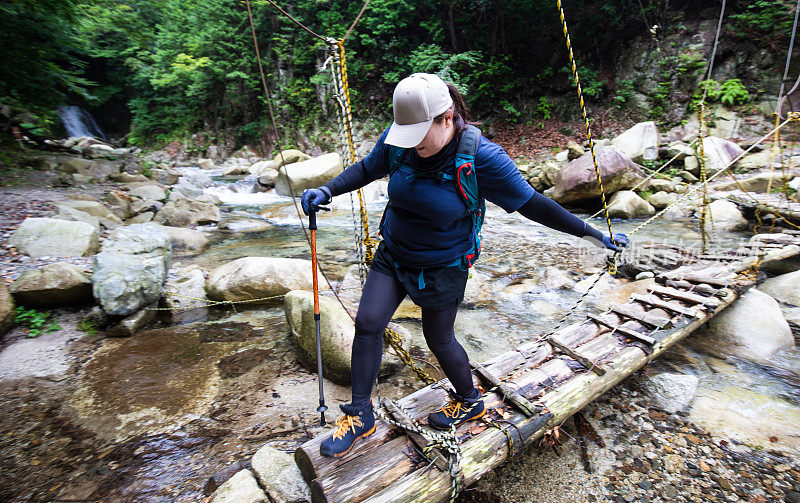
[
  {"xmin": 427, "ymin": 390, "xmax": 485, "ymax": 430},
  {"xmin": 319, "ymin": 403, "xmax": 376, "ymax": 458}
]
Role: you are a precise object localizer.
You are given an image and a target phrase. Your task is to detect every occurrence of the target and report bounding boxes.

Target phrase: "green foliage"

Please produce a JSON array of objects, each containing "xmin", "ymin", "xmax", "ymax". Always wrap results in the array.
[
  {"xmin": 613, "ymin": 79, "xmax": 635, "ymax": 109},
  {"xmin": 14, "ymin": 307, "xmax": 61, "ymax": 338},
  {"xmin": 500, "ymin": 100, "xmax": 521, "ymax": 122},
  {"xmin": 717, "ymin": 79, "xmax": 751, "ymax": 106},
  {"xmin": 536, "ymin": 97, "xmax": 552, "ymax": 120},
  {"xmin": 0, "ymin": 0, "xmax": 94, "ymax": 132},
  {"xmin": 731, "ymin": 1, "xmax": 795, "ymax": 45},
  {"xmin": 693, "ymin": 79, "xmax": 751, "ymax": 109},
  {"xmin": 0, "ymin": 0, "xmax": 783, "ymax": 148},
  {"xmin": 676, "ymin": 50, "xmax": 706, "ymax": 77},
  {"xmin": 562, "ymin": 65, "xmax": 605, "ymax": 98},
  {"xmin": 77, "ymin": 316, "xmax": 97, "ymax": 337}
]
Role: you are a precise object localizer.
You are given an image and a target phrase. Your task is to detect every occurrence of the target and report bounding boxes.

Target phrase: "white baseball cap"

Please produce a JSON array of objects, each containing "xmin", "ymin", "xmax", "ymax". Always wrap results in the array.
[{"xmin": 385, "ymin": 73, "xmax": 453, "ymax": 148}]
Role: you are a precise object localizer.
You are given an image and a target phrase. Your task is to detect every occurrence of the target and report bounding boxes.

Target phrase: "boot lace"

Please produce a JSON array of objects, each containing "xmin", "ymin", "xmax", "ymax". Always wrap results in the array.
[
  {"xmin": 438, "ymin": 399, "xmax": 465, "ymax": 419},
  {"xmin": 332, "ymin": 414, "xmax": 362, "ymax": 440}
]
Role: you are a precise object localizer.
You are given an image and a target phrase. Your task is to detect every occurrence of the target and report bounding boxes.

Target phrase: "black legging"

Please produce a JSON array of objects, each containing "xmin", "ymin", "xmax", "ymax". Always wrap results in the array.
[{"xmin": 350, "ymin": 268, "xmax": 477, "ymax": 411}]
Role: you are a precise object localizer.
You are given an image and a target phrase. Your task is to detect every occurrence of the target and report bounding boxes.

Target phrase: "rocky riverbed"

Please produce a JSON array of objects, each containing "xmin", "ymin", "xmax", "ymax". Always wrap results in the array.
[{"xmin": 1, "ymin": 117, "xmax": 800, "ymax": 503}]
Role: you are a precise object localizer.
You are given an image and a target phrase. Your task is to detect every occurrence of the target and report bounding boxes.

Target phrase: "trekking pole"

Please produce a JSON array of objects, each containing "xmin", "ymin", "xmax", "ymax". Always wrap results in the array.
[{"xmin": 309, "ymin": 205, "xmax": 330, "ymax": 425}]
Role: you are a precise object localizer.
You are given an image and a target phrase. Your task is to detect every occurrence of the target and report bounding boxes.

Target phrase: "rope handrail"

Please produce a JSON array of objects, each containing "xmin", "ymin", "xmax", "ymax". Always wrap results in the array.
[{"xmin": 556, "ymin": 0, "xmax": 616, "ymax": 247}]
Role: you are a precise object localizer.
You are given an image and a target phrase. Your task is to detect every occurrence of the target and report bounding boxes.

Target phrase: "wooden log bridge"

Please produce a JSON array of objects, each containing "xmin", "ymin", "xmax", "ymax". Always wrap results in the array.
[{"xmin": 294, "ymin": 233, "xmax": 800, "ymax": 503}]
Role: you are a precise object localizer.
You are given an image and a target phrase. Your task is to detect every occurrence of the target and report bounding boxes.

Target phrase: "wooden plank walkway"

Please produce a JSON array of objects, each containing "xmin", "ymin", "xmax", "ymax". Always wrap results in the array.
[{"xmin": 294, "ymin": 232, "xmax": 800, "ymax": 503}]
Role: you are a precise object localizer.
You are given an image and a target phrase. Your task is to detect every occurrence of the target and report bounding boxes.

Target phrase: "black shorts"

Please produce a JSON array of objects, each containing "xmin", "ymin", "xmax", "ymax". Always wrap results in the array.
[{"xmin": 370, "ymin": 241, "xmax": 469, "ymax": 311}]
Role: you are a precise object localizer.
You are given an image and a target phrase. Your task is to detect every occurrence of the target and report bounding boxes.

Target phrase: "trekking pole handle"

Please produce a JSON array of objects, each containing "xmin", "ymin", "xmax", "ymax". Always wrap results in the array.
[{"xmin": 307, "ymin": 206, "xmax": 330, "ymax": 230}]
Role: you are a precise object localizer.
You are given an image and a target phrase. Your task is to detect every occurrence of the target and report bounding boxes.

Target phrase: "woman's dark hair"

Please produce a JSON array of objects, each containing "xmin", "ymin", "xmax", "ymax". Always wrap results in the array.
[{"xmin": 434, "ymin": 82, "xmax": 471, "ymax": 136}]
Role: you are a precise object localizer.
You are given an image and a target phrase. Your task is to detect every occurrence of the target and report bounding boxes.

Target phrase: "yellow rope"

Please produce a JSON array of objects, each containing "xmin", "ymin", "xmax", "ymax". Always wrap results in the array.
[
  {"xmin": 335, "ymin": 39, "xmax": 378, "ymax": 264},
  {"xmin": 696, "ymin": 103, "xmax": 713, "ymax": 253},
  {"xmin": 556, "ymin": 0, "xmax": 616, "ymax": 250}
]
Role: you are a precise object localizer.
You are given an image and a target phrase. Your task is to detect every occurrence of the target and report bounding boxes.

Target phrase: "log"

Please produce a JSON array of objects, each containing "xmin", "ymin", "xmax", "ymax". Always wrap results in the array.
[
  {"xmin": 662, "ymin": 279, "xmax": 720, "ymax": 297},
  {"xmin": 659, "ymin": 272, "xmax": 735, "ymax": 288},
  {"xmin": 382, "ymin": 399, "xmax": 448, "ymax": 471},
  {"xmin": 470, "ymin": 361, "xmax": 540, "ymax": 417},
  {"xmin": 650, "ymin": 285, "xmax": 721, "ymax": 308},
  {"xmin": 546, "ymin": 337, "xmax": 605, "ymax": 376},
  {"xmin": 358, "ymin": 291, "xmax": 743, "ymax": 503},
  {"xmin": 611, "ymin": 304, "xmax": 673, "ymax": 329},
  {"xmin": 310, "ymin": 436, "xmax": 416, "ymax": 503},
  {"xmin": 588, "ymin": 314, "xmax": 657, "ymax": 346},
  {"xmin": 294, "ymin": 235, "xmax": 800, "ymax": 503},
  {"xmin": 295, "ymin": 323, "xmax": 593, "ymax": 483},
  {"xmin": 629, "ymin": 293, "xmax": 700, "ymax": 318}
]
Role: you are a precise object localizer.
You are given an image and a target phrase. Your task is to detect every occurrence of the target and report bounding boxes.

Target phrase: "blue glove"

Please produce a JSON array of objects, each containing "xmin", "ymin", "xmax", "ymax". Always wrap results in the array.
[
  {"xmin": 602, "ymin": 233, "xmax": 629, "ymax": 252},
  {"xmin": 301, "ymin": 187, "xmax": 331, "ymax": 215}
]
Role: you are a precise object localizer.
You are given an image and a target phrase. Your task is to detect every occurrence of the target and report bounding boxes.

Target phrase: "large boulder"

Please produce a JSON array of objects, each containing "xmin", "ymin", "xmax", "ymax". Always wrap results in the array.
[
  {"xmin": 0, "ymin": 285, "xmax": 14, "ymax": 336},
  {"xmin": 149, "ymin": 224, "xmax": 208, "ymax": 254},
  {"xmin": 284, "ymin": 290, "xmax": 409, "ymax": 384},
  {"xmin": 566, "ymin": 141, "xmax": 585, "ymax": 160},
  {"xmin": 251, "ymin": 445, "xmax": 311, "ymax": 503},
  {"xmin": 210, "ymin": 469, "xmax": 267, "ymax": 503},
  {"xmin": 150, "ymin": 166, "xmax": 182, "ymax": 185},
  {"xmin": 9, "ymin": 218, "xmax": 99, "ymax": 257},
  {"xmin": 58, "ymin": 157, "xmax": 94, "ymax": 174},
  {"xmin": 645, "ymin": 190, "xmax": 671, "ymax": 210},
  {"xmin": 55, "ymin": 200, "xmax": 122, "ymax": 229},
  {"xmin": 198, "ymin": 158, "xmax": 215, "ymax": 170},
  {"xmin": 611, "ymin": 121, "xmax": 660, "ymax": 163},
  {"xmin": 701, "ymin": 136, "xmax": 745, "ymax": 174},
  {"xmin": 249, "ymin": 159, "xmax": 280, "ymax": 177},
  {"xmin": 640, "ymin": 372, "xmax": 699, "ymax": 413},
  {"xmin": 664, "ymin": 141, "xmax": 694, "ymax": 161},
  {"xmin": 735, "ymin": 150, "xmax": 775, "ymax": 171},
  {"xmin": 273, "ymin": 149, "xmax": 311, "ymax": 167},
  {"xmin": 758, "ymin": 270, "xmax": 800, "ymax": 306},
  {"xmin": 54, "ymin": 203, "xmax": 100, "ymax": 230},
  {"xmin": 697, "ymin": 289, "xmax": 794, "ymax": 362},
  {"xmin": 257, "ymin": 169, "xmax": 279, "ymax": 188},
  {"xmin": 106, "ymin": 191, "xmax": 136, "ymax": 220},
  {"xmin": 552, "ymin": 146, "xmax": 646, "ymax": 204},
  {"xmin": 206, "ymin": 257, "xmax": 323, "ymax": 303},
  {"xmin": 92, "ymin": 224, "xmax": 172, "ymax": 316},
  {"xmin": 154, "ymin": 198, "xmax": 220, "ymax": 227},
  {"xmin": 684, "ymin": 155, "xmax": 700, "ymax": 175},
  {"xmin": 645, "ymin": 178, "xmax": 675, "ymax": 193},
  {"xmin": 709, "ymin": 172, "xmax": 795, "ymax": 193},
  {"xmin": 9, "ymin": 263, "xmax": 92, "ymax": 308},
  {"xmin": 701, "ymin": 199, "xmax": 747, "ymax": 232},
  {"xmin": 607, "ymin": 190, "xmax": 656, "ymax": 218},
  {"xmin": 163, "ymin": 265, "xmax": 208, "ymax": 315},
  {"xmin": 127, "ymin": 183, "xmax": 167, "ymax": 202},
  {"xmin": 111, "ymin": 172, "xmax": 149, "ymax": 183},
  {"xmin": 275, "ymin": 153, "xmax": 343, "ymax": 197}
]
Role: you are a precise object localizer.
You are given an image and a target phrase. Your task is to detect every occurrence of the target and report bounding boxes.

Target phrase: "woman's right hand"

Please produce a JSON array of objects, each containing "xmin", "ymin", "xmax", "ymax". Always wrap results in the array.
[{"xmin": 301, "ymin": 187, "xmax": 332, "ymax": 215}]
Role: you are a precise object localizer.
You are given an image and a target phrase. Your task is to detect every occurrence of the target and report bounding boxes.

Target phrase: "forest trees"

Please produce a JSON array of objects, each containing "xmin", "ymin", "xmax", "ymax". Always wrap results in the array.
[{"xmin": 1, "ymin": 0, "xmax": 797, "ymax": 148}]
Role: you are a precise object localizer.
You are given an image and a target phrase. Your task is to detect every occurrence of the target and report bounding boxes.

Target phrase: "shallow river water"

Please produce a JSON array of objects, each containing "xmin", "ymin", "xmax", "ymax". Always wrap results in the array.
[{"xmin": 1, "ymin": 168, "xmax": 798, "ymax": 502}]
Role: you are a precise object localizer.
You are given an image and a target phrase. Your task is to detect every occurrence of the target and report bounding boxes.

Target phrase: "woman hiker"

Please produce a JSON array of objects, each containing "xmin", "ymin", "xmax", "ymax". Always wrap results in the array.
[{"xmin": 301, "ymin": 73, "xmax": 628, "ymax": 458}]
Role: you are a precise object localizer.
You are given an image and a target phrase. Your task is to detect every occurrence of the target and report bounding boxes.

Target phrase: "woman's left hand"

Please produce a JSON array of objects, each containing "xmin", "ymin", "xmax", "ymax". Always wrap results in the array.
[{"xmin": 602, "ymin": 233, "xmax": 629, "ymax": 252}]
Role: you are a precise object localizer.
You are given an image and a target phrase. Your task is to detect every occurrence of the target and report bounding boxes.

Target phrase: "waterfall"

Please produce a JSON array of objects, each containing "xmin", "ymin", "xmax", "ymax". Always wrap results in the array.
[{"xmin": 57, "ymin": 105, "xmax": 107, "ymax": 140}]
